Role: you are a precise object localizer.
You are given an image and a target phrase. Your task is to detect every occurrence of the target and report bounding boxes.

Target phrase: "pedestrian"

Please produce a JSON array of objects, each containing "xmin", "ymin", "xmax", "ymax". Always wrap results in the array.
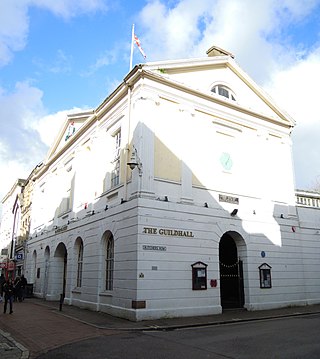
[
  {"xmin": 3, "ymin": 279, "xmax": 14, "ymax": 314},
  {"xmin": 0, "ymin": 273, "xmax": 5, "ymax": 297},
  {"xmin": 20, "ymin": 274, "xmax": 28, "ymax": 301}
]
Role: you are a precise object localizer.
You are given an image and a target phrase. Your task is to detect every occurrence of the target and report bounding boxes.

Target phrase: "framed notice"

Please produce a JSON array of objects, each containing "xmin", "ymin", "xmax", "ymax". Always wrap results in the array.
[
  {"xmin": 259, "ymin": 263, "xmax": 272, "ymax": 288},
  {"xmin": 191, "ymin": 261, "xmax": 208, "ymax": 290}
]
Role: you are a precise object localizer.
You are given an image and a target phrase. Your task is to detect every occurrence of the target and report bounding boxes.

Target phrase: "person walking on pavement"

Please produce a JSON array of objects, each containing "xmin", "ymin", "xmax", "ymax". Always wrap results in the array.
[
  {"xmin": 0, "ymin": 273, "xmax": 5, "ymax": 297},
  {"xmin": 20, "ymin": 274, "xmax": 28, "ymax": 301},
  {"xmin": 3, "ymin": 278, "xmax": 14, "ymax": 314}
]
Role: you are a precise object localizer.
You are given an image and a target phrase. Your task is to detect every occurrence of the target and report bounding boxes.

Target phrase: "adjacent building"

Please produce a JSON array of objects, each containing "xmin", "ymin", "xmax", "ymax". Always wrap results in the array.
[
  {"xmin": 0, "ymin": 179, "xmax": 26, "ymax": 277},
  {"xmin": 2, "ymin": 47, "xmax": 320, "ymax": 321}
]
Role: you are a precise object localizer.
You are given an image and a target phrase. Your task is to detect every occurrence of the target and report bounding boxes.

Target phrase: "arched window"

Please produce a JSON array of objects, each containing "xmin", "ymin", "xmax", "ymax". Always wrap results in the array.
[
  {"xmin": 105, "ymin": 234, "xmax": 114, "ymax": 291},
  {"xmin": 211, "ymin": 84, "xmax": 236, "ymax": 101},
  {"xmin": 76, "ymin": 239, "xmax": 83, "ymax": 287}
]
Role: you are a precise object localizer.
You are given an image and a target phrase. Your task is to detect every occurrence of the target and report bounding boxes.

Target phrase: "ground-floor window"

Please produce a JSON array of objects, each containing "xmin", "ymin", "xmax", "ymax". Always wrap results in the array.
[
  {"xmin": 76, "ymin": 239, "xmax": 84, "ymax": 287},
  {"xmin": 105, "ymin": 234, "xmax": 114, "ymax": 291}
]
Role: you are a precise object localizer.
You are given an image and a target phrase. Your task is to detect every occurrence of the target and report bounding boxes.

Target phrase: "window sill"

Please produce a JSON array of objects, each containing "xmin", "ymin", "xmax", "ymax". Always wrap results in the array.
[
  {"xmin": 58, "ymin": 209, "xmax": 72, "ymax": 219},
  {"xmin": 72, "ymin": 288, "xmax": 82, "ymax": 294},
  {"xmin": 99, "ymin": 291, "xmax": 113, "ymax": 297}
]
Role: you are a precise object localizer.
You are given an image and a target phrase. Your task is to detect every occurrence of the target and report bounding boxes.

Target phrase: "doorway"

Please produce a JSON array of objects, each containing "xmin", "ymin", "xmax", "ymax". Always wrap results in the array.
[
  {"xmin": 54, "ymin": 243, "xmax": 68, "ymax": 298},
  {"xmin": 219, "ymin": 232, "xmax": 245, "ymax": 309},
  {"xmin": 43, "ymin": 246, "xmax": 50, "ymax": 299}
]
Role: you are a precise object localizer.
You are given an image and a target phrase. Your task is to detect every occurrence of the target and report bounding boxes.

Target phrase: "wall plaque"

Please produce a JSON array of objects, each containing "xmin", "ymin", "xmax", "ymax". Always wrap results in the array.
[
  {"xmin": 219, "ymin": 194, "xmax": 239, "ymax": 204},
  {"xmin": 142, "ymin": 245, "xmax": 167, "ymax": 251}
]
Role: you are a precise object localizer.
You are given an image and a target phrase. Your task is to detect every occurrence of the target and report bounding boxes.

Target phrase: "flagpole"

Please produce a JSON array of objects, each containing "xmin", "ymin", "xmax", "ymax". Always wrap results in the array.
[{"xmin": 129, "ymin": 24, "xmax": 134, "ymax": 71}]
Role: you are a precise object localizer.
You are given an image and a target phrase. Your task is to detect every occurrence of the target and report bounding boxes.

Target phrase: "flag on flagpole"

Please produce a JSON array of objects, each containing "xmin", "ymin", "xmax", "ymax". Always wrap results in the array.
[
  {"xmin": 134, "ymin": 33, "xmax": 147, "ymax": 59},
  {"xmin": 129, "ymin": 24, "xmax": 147, "ymax": 70}
]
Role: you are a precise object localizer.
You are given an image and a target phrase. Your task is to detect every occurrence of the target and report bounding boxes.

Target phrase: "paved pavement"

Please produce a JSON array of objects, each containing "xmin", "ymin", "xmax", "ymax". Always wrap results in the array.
[{"xmin": 1, "ymin": 298, "xmax": 320, "ymax": 359}]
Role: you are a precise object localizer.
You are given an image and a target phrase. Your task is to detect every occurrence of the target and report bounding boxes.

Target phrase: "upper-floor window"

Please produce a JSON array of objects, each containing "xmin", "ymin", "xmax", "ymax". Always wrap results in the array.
[
  {"xmin": 111, "ymin": 129, "xmax": 121, "ymax": 188},
  {"xmin": 211, "ymin": 85, "xmax": 236, "ymax": 101},
  {"xmin": 113, "ymin": 130, "xmax": 121, "ymax": 159}
]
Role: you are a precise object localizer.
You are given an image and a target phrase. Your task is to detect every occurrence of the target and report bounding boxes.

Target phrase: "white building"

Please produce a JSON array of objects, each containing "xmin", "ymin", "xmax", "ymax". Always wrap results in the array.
[
  {"xmin": 24, "ymin": 47, "xmax": 320, "ymax": 321},
  {"xmin": 0, "ymin": 179, "xmax": 26, "ymax": 276}
]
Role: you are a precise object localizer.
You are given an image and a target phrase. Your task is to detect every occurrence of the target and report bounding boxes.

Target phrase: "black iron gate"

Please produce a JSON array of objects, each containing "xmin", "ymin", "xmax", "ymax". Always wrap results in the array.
[{"xmin": 220, "ymin": 258, "xmax": 244, "ymax": 309}]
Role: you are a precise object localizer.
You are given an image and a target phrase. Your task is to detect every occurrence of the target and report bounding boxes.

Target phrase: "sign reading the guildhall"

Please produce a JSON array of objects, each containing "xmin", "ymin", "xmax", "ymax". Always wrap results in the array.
[{"xmin": 142, "ymin": 227, "xmax": 194, "ymax": 238}]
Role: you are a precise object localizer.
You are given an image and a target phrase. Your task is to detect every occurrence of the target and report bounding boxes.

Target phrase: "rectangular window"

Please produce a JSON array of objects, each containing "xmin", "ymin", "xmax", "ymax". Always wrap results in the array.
[
  {"xmin": 114, "ymin": 130, "xmax": 121, "ymax": 158},
  {"xmin": 77, "ymin": 242, "xmax": 83, "ymax": 287},
  {"xmin": 106, "ymin": 237, "xmax": 114, "ymax": 291},
  {"xmin": 105, "ymin": 257, "xmax": 114, "ymax": 290},
  {"xmin": 111, "ymin": 130, "xmax": 121, "ymax": 188},
  {"xmin": 58, "ymin": 165, "xmax": 74, "ymax": 215},
  {"xmin": 111, "ymin": 160, "xmax": 120, "ymax": 188}
]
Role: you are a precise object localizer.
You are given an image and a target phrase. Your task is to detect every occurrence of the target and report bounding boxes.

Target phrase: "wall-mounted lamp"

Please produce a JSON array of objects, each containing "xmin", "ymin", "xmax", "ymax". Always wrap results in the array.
[
  {"xmin": 127, "ymin": 145, "xmax": 142, "ymax": 175},
  {"xmin": 230, "ymin": 209, "xmax": 238, "ymax": 216}
]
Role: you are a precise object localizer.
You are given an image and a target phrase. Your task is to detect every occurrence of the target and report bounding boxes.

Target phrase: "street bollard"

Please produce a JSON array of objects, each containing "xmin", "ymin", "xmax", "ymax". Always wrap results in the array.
[{"xmin": 59, "ymin": 293, "xmax": 65, "ymax": 311}]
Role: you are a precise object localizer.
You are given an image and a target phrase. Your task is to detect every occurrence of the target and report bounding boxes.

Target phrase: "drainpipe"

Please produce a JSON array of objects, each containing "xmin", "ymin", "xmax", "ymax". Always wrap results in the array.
[{"xmin": 124, "ymin": 83, "xmax": 133, "ymax": 202}]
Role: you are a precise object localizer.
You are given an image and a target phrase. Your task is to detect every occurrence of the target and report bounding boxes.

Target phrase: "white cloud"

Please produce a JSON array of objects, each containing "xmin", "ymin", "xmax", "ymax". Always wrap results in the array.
[
  {"xmin": 138, "ymin": 0, "xmax": 213, "ymax": 60},
  {"xmin": 0, "ymin": 81, "xmax": 83, "ymax": 201},
  {"xmin": 137, "ymin": 0, "xmax": 320, "ymax": 188},
  {"xmin": 265, "ymin": 49, "xmax": 320, "ymax": 189},
  {"xmin": 84, "ymin": 48, "xmax": 120, "ymax": 76},
  {"xmin": 29, "ymin": 108, "xmax": 84, "ymax": 148},
  {"xmin": 0, "ymin": 0, "xmax": 109, "ymax": 66},
  {"xmin": 0, "ymin": 81, "xmax": 44, "ymax": 200},
  {"xmin": 138, "ymin": 0, "xmax": 319, "ymax": 83},
  {"xmin": 0, "ymin": 1, "xmax": 29, "ymax": 66}
]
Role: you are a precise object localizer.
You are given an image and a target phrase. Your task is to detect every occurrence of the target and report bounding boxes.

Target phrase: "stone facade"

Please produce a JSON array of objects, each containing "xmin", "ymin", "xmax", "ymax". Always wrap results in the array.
[{"xmin": 1, "ymin": 48, "xmax": 319, "ymax": 320}]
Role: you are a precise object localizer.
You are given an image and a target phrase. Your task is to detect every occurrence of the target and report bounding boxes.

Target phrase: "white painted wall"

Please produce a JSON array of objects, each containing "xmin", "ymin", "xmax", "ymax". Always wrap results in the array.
[{"xmin": 24, "ymin": 57, "xmax": 320, "ymax": 321}]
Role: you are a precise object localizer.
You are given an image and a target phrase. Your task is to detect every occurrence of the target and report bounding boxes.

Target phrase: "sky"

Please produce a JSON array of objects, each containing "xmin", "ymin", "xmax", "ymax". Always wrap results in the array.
[{"xmin": 1, "ymin": 0, "xmax": 320, "ymax": 203}]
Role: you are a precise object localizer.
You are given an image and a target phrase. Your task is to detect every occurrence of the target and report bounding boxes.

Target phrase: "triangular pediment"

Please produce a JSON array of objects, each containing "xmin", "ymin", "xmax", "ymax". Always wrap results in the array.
[
  {"xmin": 46, "ymin": 110, "xmax": 94, "ymax": 162},
  {"xmin": 141, "ymin": 51, "xmax": 295, "ymax": 128}
]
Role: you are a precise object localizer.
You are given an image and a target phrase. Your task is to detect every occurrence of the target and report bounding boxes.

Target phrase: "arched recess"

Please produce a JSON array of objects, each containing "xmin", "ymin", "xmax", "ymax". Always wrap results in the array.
[
  {"xmin": 43, "ymin": 246, "xmax": 50, "ymax": 299},
  {"xmin": 219, "ymin": 231, "xmax": 246, "ymax": 309},
  {"xmin": 53, "ymin": 242, "xmax": 68, "ymax": 297}
]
